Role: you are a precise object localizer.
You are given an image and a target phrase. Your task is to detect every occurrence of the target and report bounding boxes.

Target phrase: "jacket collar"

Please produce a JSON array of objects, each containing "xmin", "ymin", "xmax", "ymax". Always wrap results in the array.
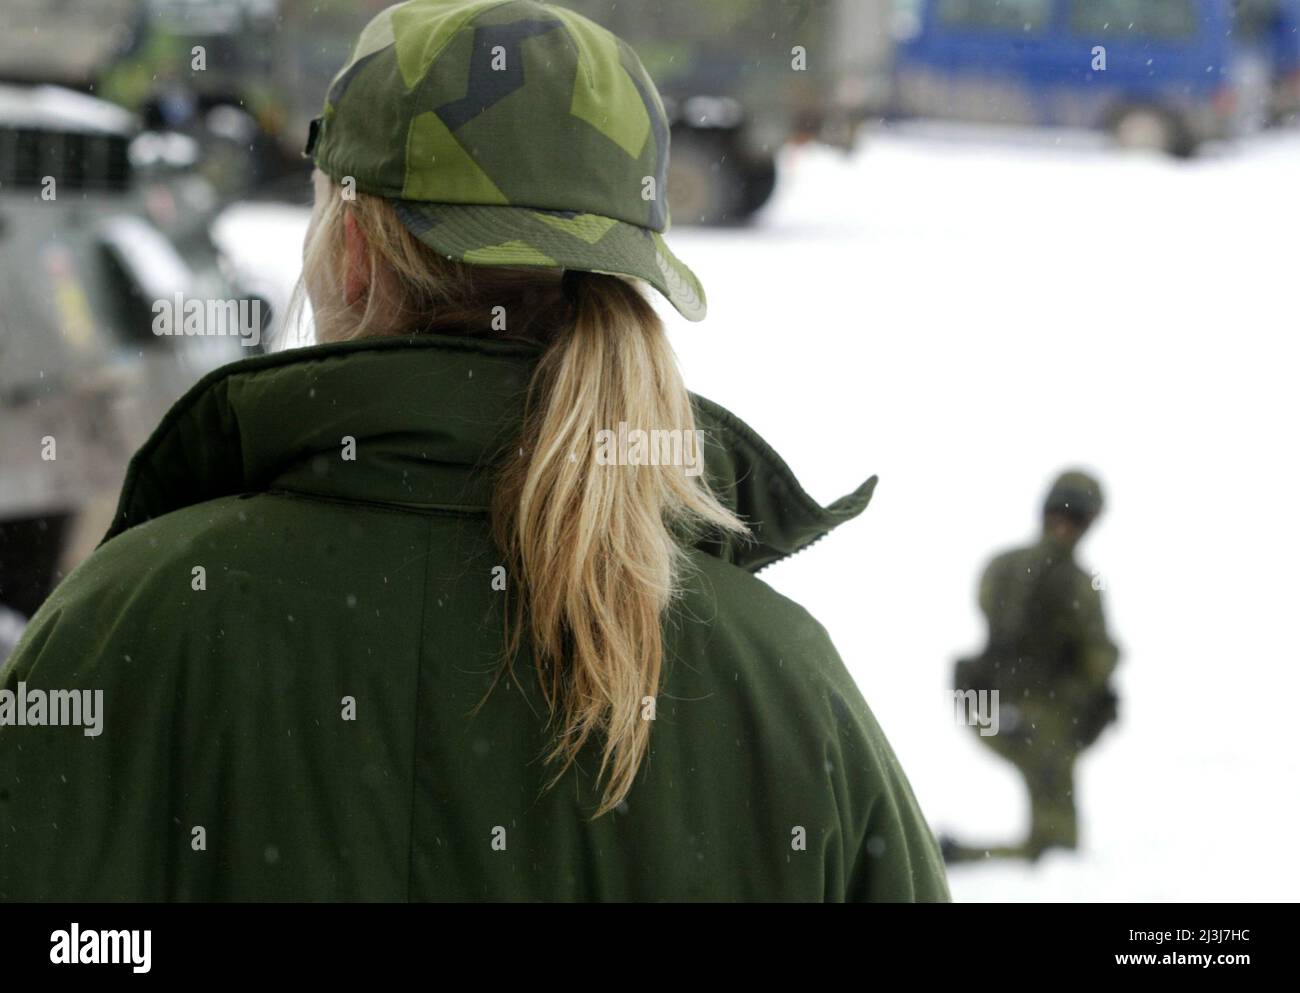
[{"xmin": 104, "ymin": 334, "xmax": 876, "ymax": 573}]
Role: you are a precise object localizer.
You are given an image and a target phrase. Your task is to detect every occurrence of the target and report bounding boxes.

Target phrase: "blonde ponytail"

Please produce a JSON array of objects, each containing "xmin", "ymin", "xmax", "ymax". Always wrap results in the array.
[{"xmin": 493, "ymin": 272, "xmax": 746, "ymax": 816}]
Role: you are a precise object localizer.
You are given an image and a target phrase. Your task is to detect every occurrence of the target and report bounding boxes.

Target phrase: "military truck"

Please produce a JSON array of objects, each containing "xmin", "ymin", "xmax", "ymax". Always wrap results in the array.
[
  {"xmin": 0, "ymin": 82, "xmax": 263, "ymax": 630},
  {"xmin": 524, "ymin": 0, "xmax": 895, "ymax": 223},
  {"xmin": 98, "ymin": 0, "xmax": 290, "ymax": 197}
]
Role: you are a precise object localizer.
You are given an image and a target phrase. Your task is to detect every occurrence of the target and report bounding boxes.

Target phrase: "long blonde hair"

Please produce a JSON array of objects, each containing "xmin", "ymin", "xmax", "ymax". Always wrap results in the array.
[{"xmin": 299, "ymin": 181, "xmax": 747, "ymax": 816}]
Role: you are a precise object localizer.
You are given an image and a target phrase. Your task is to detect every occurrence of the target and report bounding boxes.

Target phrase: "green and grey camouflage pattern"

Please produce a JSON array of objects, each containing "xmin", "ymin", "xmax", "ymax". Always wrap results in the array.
[{"xmin": 308, "ymin": 0, "xmax": 707, "ymax": 321}]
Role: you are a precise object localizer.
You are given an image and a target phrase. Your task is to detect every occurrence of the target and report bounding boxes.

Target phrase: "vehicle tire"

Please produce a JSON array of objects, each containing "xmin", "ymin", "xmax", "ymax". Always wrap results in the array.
[
  {"xmin": 667, "ymin": 126, "xmax": 744, "ymax": 226},
  {"xmin": 737, "ymin": 155, "xmax": 779, "ymax": 218},
  {"xmin": 0, "ymin": 512, "xmax": 72, "ymax": 619},
  {"xmin": 1112, "ymin": 107, "xmax": 1196, "ymax": 158}
]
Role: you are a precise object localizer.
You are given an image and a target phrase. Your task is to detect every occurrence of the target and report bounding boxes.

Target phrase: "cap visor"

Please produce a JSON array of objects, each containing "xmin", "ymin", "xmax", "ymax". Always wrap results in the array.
[{"xmin": 391, "ymin": 201, "xmax": 707, "ymax": 322}]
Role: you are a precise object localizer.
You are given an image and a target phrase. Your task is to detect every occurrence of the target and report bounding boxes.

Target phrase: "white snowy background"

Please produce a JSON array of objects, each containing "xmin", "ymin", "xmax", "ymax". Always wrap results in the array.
[{"xmin": 218, "ymin": 122, "xmax": 1300, "ymax": 901}]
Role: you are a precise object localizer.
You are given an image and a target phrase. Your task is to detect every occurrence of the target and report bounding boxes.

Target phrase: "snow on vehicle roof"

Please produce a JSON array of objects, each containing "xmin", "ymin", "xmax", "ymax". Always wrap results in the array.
[{"xmin": 0, "ymin": 84, "xmax": 138, "ymax": 135}]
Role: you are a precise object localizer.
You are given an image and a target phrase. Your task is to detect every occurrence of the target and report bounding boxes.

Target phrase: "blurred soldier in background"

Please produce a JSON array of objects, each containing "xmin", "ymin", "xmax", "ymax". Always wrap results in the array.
[{"xmin": 944, "ymin": 470, "xmax": 1120, "ymax": 863}]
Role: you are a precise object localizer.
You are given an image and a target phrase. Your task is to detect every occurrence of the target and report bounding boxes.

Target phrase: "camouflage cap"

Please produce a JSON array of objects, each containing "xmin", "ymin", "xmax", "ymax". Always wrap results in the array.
[
  {"xmin": 1043, "ymin": 470, "xmax": 1105, "ymax": 522},
  {"xmin": 307, "ymin": 0, "xmax": 706, "ymax": 321}
]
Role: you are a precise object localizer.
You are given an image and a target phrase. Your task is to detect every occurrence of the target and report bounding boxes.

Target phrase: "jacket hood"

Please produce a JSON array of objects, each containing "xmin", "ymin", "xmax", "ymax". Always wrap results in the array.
[{"xmin": 103, "ymin": 334, "xmax": 876, "ymax": 573}]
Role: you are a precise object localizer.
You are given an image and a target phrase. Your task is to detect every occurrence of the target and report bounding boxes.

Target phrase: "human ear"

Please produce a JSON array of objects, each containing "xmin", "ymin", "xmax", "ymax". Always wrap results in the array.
[{"xmin": 343, "ymin": 208, "xmax": 369, "ymax": 305}]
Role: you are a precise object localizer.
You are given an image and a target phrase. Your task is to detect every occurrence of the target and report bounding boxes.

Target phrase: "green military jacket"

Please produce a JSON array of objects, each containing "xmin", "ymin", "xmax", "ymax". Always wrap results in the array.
[
  {"xmin": 975, "ymin": 538, "xmax": 1120, "ymax": 700},
  {"xmin": 0, "ymin": 334, "xmax": 949, "ymax": 902}
]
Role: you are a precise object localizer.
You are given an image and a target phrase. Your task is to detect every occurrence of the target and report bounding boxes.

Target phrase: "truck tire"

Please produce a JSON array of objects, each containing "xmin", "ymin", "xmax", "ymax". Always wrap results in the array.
[
  {"xmin": 1112, "ymin": 106, "xmax": 1196, "ymax": 158},
  {"xmin": 667, "ymin": 126, "xmax": 743, "ymax": 226},
  {"xmin": 737, "ymin": 155, "xmax": 778, "ymax": 218},
  {"xmin": 0, "ymin": 512, "xmax": 72, "ymax": 619}
]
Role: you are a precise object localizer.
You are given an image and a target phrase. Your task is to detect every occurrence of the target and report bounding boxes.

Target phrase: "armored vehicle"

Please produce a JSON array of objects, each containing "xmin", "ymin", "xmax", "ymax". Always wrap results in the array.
[{"xmin": 0, "ymin": 82, "xmax": 264, "ymax": 632}]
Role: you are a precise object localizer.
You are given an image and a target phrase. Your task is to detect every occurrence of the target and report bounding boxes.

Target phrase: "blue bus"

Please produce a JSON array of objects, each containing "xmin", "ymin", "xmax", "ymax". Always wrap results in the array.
[{"xmin": 891, "ymin": 0, "xmax": 1278, "ymax": 155}]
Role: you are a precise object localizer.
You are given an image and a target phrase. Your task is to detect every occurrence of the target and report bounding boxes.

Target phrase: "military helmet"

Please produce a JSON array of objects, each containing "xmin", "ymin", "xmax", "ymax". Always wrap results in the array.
[
  {"xmin": 1043, "ymin": 470, "xmax": 1104, "ymax": 522},
  {"xmin": 305, "ymin": 0, "xmax": 706, "ymax": 322}
]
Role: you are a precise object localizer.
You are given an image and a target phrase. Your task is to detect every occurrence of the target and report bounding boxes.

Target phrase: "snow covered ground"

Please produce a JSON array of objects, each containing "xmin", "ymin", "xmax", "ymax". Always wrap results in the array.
[{"xmin": 221, "ymin": 122, "xmax": 1300, "ymax": 901}]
